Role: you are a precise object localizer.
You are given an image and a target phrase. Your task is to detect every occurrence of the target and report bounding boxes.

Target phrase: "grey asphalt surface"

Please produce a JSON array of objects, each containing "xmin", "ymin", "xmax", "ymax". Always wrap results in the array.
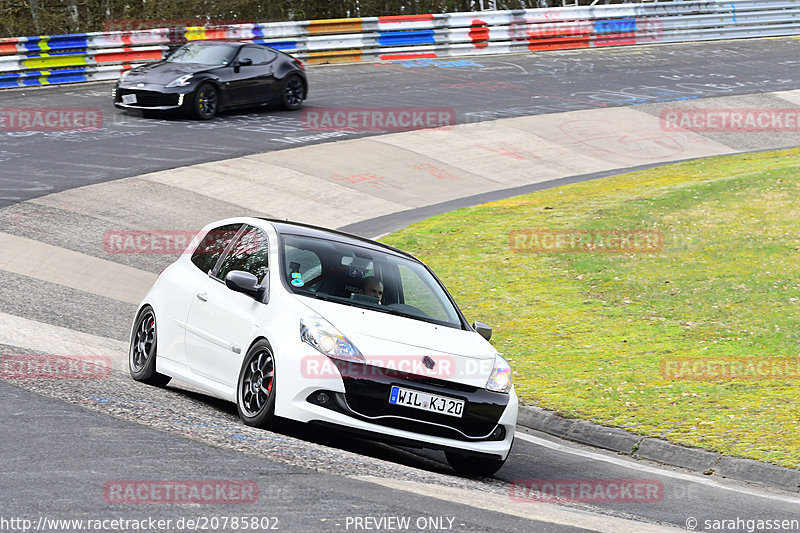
[
  {"xmin": 3, "ymin": 38, "xmax": 800, "ymax": 532},
  {"xmin": 2, "ymin": 37, "xmax": 800, "ymax": 208},
  {"xmin": 0, "ymin": 376, "xmax": 570, "ymax": 533},
  {"xmin": 3, "ymin": 343, "xmax": 799, "ymax": 533}
]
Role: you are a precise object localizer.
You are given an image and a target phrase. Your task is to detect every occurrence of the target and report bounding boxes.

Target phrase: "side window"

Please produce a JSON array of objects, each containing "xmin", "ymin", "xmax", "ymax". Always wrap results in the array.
[
  {"xmin": 284, "ymin": 245, "xmax": 322, "ymax": 288},
  {"xmin": 237, "ymin": 47, "xmax": 267, "ymax": 65},
  {"xmin": 190, "ymin": 224, "xmax": 242, "ymax": 274},
  {"xmin": 215, "ymin": 225, "xmax": 270, "ymax": 283}
]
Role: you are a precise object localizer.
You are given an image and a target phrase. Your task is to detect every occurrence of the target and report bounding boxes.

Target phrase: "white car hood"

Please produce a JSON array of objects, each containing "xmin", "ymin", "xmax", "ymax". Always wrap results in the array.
[{"xmin": 295, "ymin": 296, "xmax": 496, "ymax": 361}]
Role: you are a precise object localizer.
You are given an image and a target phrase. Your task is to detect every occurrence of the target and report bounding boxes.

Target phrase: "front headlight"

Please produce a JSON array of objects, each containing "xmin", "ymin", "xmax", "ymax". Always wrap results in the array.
[
  {"xmin": 165, "ymin": 74, "xmax": 193, "ymax": 88},
  {"xmin": 486, "ymin": 355, "xmax": 512, "ymax": 393},
  {"xmin": 300, "ymin": 317, "xmax": 364, "ymax": 364}
]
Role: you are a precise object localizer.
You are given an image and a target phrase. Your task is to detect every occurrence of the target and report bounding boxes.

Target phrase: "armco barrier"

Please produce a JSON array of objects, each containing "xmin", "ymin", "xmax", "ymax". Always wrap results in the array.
[{"xmin": 1, "ymin": 0, "xmax": 800, "ymax": 89}]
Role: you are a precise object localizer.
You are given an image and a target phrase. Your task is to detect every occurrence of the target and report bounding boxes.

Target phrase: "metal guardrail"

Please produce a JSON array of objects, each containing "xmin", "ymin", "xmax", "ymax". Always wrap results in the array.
[{"xmin": 1, "ymin": 0, "xmax": 799, "ymax": 89}]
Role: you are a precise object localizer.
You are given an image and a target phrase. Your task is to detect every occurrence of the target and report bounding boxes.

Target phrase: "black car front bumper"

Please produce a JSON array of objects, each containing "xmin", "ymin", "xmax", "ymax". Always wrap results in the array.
[
  {"xmin": 307, "ymin": 360, "xmax": 510, "ymax": 443},
  {"xmin": 113, "ymin": 86, "xmax": 190, "ymax": 111}
]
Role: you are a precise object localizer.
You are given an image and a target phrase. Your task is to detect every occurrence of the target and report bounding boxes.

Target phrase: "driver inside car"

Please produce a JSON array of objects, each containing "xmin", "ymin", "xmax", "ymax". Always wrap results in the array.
[{"xmin": 359, "ymin": 276, "xmax": 384, "ymax": 304}]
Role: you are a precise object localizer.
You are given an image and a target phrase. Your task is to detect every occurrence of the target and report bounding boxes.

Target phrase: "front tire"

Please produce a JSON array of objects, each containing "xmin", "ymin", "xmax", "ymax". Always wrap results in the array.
[
  {"xmin": 280, "ymin": 74, "xmax": 304, "ymax": 110},
  {"xmin": 129, "ymin": 306, "xmax": 171, "ymax": 387},
  {"xmin": 193, "ymin": 83, "xmax": 218, "ymax": 120},
  {"xmin": 236, "ymin": 340, "xmax": 277, "ymax": 428},
  {"xmin": 445, "ymin": 451, "xmax": 507, "ymax": 477}
]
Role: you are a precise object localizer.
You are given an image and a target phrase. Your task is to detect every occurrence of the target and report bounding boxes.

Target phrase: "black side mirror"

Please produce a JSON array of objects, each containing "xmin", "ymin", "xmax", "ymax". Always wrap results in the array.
[
  {"xmin": 473, "ymin": 321, "xmax": 492, "ymax": 341},
  {"xmin": 225, "ymin": 270, "xmax": 268, "ymax": 303},
  {"xmin": 166, "ymin": 44, "xmax": 182, "ymax": 57},
  {"xmin": 233, "ymin": 57, "xmax": 252, "ymax": 72}
]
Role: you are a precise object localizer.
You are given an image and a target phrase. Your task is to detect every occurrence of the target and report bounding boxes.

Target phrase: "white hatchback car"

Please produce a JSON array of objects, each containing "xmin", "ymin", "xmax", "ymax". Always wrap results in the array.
[{"xmin": 130, "ymin": 217, "xmax": 518, "ymax": 475}]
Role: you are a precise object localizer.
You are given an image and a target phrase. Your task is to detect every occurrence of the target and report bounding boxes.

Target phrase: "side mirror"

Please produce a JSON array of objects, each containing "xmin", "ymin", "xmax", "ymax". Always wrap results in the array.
[
  {"xmin": 473, "ymin": 321, "xmax": 492, "ymax": 341},
  {"xmin": 233, "ymin": 58, "xmax": 253, "ymax": 71},
  {"xmin": 166, "ymin": 44, "xmax": 182, "ymax": 57},
  {"xmin": 225, "ymin": 270, "xmax": 268, "ymax": 303}
]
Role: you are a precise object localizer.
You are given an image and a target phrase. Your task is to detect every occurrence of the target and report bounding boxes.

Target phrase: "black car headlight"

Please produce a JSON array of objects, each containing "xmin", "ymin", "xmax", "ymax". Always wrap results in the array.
[{"xmin": 166, "ymin": 74, "xmax": 193, "ymax": 88}]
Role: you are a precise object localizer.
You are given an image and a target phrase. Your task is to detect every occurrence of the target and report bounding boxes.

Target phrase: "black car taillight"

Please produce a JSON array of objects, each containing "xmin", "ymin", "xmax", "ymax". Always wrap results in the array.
[{"xmin": 294, "ymin": 58, "xmax": 305, "ymax": 70}]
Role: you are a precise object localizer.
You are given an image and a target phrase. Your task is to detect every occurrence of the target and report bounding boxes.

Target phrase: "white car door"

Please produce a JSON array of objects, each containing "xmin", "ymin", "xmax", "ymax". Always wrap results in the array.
[
  {"xmin": 159, "ymin": 222, "xmax": 243, "ymax": 364},
  {"xmin": 185, "ymin": 225, "xmax": 270, "ymax": 388}
]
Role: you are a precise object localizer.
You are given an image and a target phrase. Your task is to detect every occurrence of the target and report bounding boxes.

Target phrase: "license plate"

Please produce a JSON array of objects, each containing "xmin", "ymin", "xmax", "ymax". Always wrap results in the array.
[
  {"xmin": 389, "ymin": 386, "xmax": 464, "ymax": 418},
  {"xmin": 122, "ymin": 94, "xmax": 137, "ymax": 104}
]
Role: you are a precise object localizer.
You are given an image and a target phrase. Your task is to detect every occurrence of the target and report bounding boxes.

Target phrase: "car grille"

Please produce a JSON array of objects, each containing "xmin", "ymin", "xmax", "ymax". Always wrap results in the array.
[
  {"xmin": 116, "ymin": 89, "xmax": 179, "ymax": 108},
  {"xmin": 329, "ymin": 361, "xmax": 509, "ymax": 441}
]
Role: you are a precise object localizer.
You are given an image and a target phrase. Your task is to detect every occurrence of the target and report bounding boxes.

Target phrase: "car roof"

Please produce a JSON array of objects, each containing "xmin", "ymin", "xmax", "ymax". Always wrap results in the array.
[{"xmin": 258, "ymin": 218, "xmax": 418, "ymax": 261}]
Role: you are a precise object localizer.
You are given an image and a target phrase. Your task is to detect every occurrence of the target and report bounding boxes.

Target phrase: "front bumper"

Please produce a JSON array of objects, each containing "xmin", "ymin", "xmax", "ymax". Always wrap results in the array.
[
  {"xmin": 332, "ymin": 360, "xmax": 509, "ymax": 441},
  {"xmin": 113, "ymin": 85, "xmax": 190, "ymax": 111},
  {"xmin": 281, "ymin": 359, "xmax": 518, "ymax": 460}
]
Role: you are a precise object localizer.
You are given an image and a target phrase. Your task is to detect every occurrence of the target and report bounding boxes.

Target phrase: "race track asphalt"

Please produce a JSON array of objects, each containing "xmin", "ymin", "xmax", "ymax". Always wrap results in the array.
[{"xmin": 2, "ymin": 37, "xmax": 800, "ymax": 532}]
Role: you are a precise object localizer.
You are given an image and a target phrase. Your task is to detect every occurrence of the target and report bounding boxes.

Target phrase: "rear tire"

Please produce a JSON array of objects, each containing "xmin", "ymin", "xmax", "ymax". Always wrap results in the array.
[
  {"xmin": 193, "ymin": 83, "xmax": 218, "ymax": 120},
  {"xmin": 236, "ymin": 340, "xmax": 277, "ymax": 428},
  {"xmin": 129, "ymin": 306, "xmax": 171, "ymax": 387},
  {"xmin": 445, "ymin": 451, "xmax": 506, "ymax": 477},
  {"xmin": 280, "ymin": 74, "xmax": 304, "ymax": 110}
]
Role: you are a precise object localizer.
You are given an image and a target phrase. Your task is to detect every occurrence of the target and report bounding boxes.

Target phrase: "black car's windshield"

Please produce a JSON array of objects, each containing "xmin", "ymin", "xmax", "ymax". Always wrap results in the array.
[
  {"xmin": 167, "ymin": 44, "xmax": 236, "ymax": 66},
  {"xmin": 281, "ymin": 234, "xmax": 463, "ymax": 329}
]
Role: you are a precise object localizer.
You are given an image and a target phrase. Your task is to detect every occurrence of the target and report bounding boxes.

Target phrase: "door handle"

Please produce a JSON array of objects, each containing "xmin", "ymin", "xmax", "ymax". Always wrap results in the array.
[{"xmin": 196, "ymin": 292, "xmax": 208, "ymax": 302}]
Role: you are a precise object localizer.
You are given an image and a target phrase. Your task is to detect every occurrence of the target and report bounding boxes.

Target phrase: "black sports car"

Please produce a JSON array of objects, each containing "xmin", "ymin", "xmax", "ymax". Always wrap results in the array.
[{"xmin": 113, "ymin": 41, "xmax": 307, "ymax": 119}]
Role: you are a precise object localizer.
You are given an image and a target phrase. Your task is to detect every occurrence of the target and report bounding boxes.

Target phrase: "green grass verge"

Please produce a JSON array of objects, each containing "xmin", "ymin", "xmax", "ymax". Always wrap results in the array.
[{"xmin": 381, "ymin": 147, "xmax": 800, "ymax": 469}]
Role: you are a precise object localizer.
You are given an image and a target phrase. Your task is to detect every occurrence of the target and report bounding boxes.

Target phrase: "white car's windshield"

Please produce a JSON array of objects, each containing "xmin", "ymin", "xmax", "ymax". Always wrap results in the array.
[
  {"xmin": 281, "ymin": 234, "xmax": 463, "ymax": 329},
  {"xmin": 166, "ymin": 44, "xmax": 236, "ymax": 66}
]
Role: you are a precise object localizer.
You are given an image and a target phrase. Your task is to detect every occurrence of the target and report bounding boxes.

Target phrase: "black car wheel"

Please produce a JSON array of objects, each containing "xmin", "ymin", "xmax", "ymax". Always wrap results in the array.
[
  {"xmin": 445, "ymin": 450, "xmax": 507, "ymax": 477},
  {"xmin": 129, "ymin": 306, "xmax": 171, "ymax": 387},
  {"xmin": 281, "ymin": 75, "xmax": 304, "ymax": 111},
  {"xmin": 237, "ymin": 340, "xmax": 277, "ymax": 427},
  {"xmin": 193, "ymin": 83, "xmax": 218, "ymax": 120}
]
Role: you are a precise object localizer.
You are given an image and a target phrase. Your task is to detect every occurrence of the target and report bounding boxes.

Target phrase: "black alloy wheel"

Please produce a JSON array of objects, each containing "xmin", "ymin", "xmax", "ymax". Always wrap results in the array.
[
  {"xmin": 281, "ymin": 75, "xmax": 304, "ymax": 110},
  {"xmin": 193, "ymin": 83, "xmax": 218, "ymax": 119},
  {"xmin": 129, "ymin": 306, "xmax": 171, "ymax": 387},
  {"xmin": 237, "ymin": 340, "xmax": 277, "ymax": 427}
]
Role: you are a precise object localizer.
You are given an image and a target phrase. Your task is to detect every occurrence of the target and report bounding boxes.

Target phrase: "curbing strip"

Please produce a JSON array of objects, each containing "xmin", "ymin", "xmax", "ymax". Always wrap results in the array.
[
  {"xmin": 636, "ymin": 438, "xmax": 720, "ymax": 473},
  {"xmin": 566, "ymin": 420, "xmax": 641, "ymax": 454},
  {"xmin": 516, "ymin": 405, "xmax": 578, "ymax": 439},
  {"xmin": 517, "ymin": 405, "xmax": 800, "ymax": 493},
  {"xmin": 714, "ymin": 456, "xmax": 800, "ymax": 492}
]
